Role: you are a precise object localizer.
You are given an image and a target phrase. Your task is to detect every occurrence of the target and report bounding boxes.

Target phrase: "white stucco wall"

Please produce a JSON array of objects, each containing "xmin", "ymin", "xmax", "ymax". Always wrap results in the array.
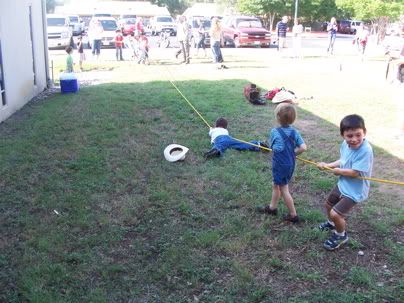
[{"xmin": 0, "ymin": 0, "xmax": 48, "ymax": 123}]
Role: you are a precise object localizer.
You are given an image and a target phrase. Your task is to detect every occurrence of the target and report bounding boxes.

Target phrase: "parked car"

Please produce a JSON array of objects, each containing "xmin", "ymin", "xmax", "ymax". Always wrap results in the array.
[
  {"xmin": 92, "ymin": 13, "xmax": 113, "ymax": 18},
  {"xmin": 221, "ymin": 16, "xmax": 271, "ymax": 48},
  {"xmin": 350, "ymin": 20, "xmax": 363, "ymax": 34},
  {"xmin": 68, "ymin": 15, "xmax": 84, "ymax": 35},
  {"xmin": 337, "ymin": 20, "xmax": 351, "ymax": 34},
  {"xmin": 46, "ymin": 14, "xmax": 73, "ymax": 49},
  {"xmin": 87, "ymin": 17, "xmax": 118, "ymax": 48},
  {"xmin": 117, "ymin": 17, "xmax": 137, "ymax": 35},
  {"xmin": 188, "ymin": 17, "xmax": 211, "ymax": 47},
  {"xmin": 150, "ymin": 15, "xmax": 176, "ymax": 36}
]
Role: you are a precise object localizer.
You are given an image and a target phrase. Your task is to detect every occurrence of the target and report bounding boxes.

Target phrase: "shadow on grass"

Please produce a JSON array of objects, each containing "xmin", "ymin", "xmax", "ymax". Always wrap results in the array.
[{"xmin": 0, "ymin": 80, "xmax": 403, "ymax": 302}]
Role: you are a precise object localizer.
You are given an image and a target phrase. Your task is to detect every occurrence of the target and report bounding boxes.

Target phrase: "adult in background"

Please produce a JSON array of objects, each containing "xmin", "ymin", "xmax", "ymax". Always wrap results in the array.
[
  {"xmin": 276, "ymin": 16, "xmax": 289, "ymax": 51},
  {"xmin": 209, "ymin": 17, "xmax": 227, "ymax": 69},
  {"xmin": 135, "ymin": 17, "xmax": 144, "ymax": 36},
  {"xmin": 91, "ymin": 19, "xmax": 103, "ymax": 59},
  {"xmin": 292, "ymin": 18, "xmax": 303, "ymax": 58},
  {"xmin": 195, "ymin": 19, "xmax": 207, "ymax": 57},
  {"xmin": 175, "ymin": 16, "xmax": 190, "ymax": 64},
  {"xmin": 326, "ymin": 17, "xmax": 338, "ymax": 55}
]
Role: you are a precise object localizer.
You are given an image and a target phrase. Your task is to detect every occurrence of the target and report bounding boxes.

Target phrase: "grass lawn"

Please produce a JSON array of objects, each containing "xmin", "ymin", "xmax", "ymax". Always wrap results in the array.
[{"xmin": 1, "ymin": 48, "xmax": 403, "ymax": 302}]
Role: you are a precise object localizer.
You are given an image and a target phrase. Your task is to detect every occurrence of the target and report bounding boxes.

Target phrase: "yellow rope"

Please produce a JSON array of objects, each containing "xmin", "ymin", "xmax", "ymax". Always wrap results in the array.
[{"xmin": 165, "ymin": 68, "xmax": 404, "ymax": 187}]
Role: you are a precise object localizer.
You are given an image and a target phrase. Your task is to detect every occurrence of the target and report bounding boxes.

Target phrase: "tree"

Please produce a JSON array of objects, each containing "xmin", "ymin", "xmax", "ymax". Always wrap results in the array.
[
  {"xmin": 336, "ymin": 0, "xmax": 404, "ymax": 42},
  {"xmin": 237, "ymin": 0, "xmax": 292, "ymax": 31},
  {"xmin": 150, "ymin": 0, "xmax": 189, "ymax": 15}
]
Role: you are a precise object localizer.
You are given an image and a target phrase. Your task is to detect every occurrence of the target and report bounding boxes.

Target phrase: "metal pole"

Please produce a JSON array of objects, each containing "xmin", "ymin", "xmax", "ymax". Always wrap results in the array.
[{"xmin": 294, "ymin": 0, "xmax": 299, "ymax": 20}]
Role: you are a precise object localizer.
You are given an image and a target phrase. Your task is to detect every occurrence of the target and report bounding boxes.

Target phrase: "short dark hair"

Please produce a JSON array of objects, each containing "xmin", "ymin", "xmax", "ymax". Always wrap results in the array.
[
  {"xmin": 275, "ymin": 103, "xmax": 296, "ymax": 126},
  {"xmin": 215, "ymin": 117, "xmax": 228, "ymax": 129},
  {"xmin": 340, "ymin": 114, "xmax": 366, "ymax": 135},
  {"xmin": 65, "ymin": 46, "xmax": 73, "ymax": 54}
]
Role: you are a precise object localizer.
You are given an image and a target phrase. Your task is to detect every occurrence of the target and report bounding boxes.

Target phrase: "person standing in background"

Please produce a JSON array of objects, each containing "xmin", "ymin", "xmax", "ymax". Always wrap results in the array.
[
  {"xmin": 114, "ymin": 29, "xmax": 124, "ymax": 61},
  {"xmin": 292, "ymin": 18, "xmax": 303, "ymax": 58},
  {"xmin": 276, "ymin": 16, "xmax": 289, "ymax": 52},
  {"xmin": 209, "ymin": 17, "xmax": 226, "ymax": 69},
  {"xmin": 76, "ymin": 35, "xmax": 85, "ymax": 71},
  {"xmin": 175, "ymin": 16, "xmax": 190, "ymax": 64},
  {"xmin": 327, "ymin": 17, "xmax": 338, "ymax": 55}
]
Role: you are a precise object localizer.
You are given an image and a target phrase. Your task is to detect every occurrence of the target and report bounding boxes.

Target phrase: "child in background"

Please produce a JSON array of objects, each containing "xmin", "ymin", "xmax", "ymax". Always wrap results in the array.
[
  {"xmin": 204, "ymin": 117, "xmax": 269, "ymax": 159},
  {"xmin": 137, "ymin": 35, "xmax": 149, "ymax": 64},
  {"xmin": 257, "ymin": 103, "xmax": 307, "ymax": 223},
  {"xmin": 65, "ymin": 46, "xmax": 74, "ymax": 73},
  {"xmin": 77, "ymin": 36, "xmax": 85, "ymax": 71},
  {"xmin": 317, "ymin": 114, "xmax": 373, "ymax": 251},
  {"xmin": 115, "ymin": 29, "xmax": 124, "ymax": 61}
]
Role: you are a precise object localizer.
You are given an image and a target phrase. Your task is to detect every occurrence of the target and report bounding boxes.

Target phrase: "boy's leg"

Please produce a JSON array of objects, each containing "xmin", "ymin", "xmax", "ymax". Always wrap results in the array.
[
  {"xmin": 224, "ymin": 137, "xmax": 260, "ymax": 151},
  {"xmin": 280, "ymin": 185, "xmax": 297, "ymax": 217},
  {"xmin": 270, "ymin": 184, "xmax": 281, "ymax": 210},
  {"xmin": 329, "ymin": 209, "xmax": 345, "ymax": 233}
]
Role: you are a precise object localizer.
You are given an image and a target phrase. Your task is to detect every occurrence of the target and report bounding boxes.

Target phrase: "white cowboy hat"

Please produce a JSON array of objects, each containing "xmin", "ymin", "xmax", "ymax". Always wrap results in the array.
[
  {"xmin": 272, "ymin": 90, "xmax": 297, "ymax": 104},
  {"xmin": 164, "ymin": 144, "xmax": 189, "ymax": 162}
]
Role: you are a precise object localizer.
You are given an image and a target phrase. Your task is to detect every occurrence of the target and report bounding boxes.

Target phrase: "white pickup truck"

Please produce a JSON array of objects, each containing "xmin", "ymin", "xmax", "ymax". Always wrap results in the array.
[{"xmin": 47, "ymin": 14, "xmax": 73, "ymax": 49}]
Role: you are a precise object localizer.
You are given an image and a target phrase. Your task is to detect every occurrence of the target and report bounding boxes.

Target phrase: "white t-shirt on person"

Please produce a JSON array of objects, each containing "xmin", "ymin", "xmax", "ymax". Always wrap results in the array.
[{"xmin": 209, "ymin": 127, "xmax": 229, "ymax": 143}]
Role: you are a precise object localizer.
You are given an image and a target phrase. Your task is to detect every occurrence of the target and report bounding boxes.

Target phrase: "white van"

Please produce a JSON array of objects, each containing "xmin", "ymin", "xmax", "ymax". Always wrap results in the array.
[
  {"xmin": 47, "ymin": 14, "xmax": 73, "ymax": 49},
  {"xmin": 150, "ymin": 15, "xmax": 176, "ymax": 36},
  {"xmin": 350, "ymin": 20, "xmax": 363, "ymax": 34},
  {"xmin": 87, "ymin": 17, "xmax": 118, "ymax": 48}
]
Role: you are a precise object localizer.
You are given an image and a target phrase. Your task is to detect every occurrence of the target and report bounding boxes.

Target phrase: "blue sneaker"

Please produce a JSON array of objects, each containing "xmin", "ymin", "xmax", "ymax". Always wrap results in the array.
[
  {"xmin": 318, "ymin": 221, "xmax": 335, "ymax": 231},
  {"xmin": 323, "ymin": 232, "xmax": 349, "ymax": 251}
]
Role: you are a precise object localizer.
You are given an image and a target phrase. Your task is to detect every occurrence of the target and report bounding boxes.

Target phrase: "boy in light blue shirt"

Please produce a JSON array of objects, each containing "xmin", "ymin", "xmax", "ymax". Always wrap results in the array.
[{"xmin": 317, "ymin": 114, "xmax": 373, "ymax": 251}]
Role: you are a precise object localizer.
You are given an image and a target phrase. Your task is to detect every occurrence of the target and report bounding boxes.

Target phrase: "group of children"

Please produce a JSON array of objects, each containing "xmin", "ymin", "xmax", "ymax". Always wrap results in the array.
[
  {"xmin": 205, "ymin": 103, "xmax": 373, "ymax": 251},
  {"xmin": 65, "ymin": 30, "xmax": 149, "ymax": 73}
]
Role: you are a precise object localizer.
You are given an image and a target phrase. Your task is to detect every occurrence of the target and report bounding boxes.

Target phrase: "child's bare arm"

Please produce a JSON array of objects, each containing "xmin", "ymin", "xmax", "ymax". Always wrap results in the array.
[
  {"xmin": 317, "ymin": 160, "xmax": 340, "ymax": 169},
  {"xmin": 295, "ymin": 143, "xmax": 307, "ymax": 155},
  {"xmin": 330, "ymin": 168, "xmax": 360, "ymax": 177}
]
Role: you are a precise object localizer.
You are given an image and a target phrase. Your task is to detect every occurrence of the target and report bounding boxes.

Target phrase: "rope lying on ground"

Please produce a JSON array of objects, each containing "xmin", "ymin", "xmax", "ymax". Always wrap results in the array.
[{"xmin": 165, "ymin": 69, "xmax": 404, "ymax": 187}]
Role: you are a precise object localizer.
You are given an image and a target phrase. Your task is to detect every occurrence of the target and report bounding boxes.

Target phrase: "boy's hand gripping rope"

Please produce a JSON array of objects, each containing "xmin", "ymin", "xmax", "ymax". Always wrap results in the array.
[{"xmin": 165, "ymin": 69, "xmax": 404, "ymax": 187}]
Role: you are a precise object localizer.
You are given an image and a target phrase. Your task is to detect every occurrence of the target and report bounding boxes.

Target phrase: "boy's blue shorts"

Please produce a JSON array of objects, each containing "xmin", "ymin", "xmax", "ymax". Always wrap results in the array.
[{"xmin": 272, "ymin": 163, "xmax": 294, "ymax": 186}]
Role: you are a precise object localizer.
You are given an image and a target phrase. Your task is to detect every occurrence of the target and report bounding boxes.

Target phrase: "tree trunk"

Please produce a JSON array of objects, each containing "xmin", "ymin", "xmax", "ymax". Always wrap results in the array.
[{"xmin": 377, "ymin": 16, "xmax": 389, "ymax": 45}]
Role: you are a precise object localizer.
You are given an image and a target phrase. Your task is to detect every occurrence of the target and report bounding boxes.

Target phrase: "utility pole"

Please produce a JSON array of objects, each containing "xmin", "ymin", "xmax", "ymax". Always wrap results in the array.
[{"xmin": 294, "ymin": 0, "xmax": 298, "ymax": 20}]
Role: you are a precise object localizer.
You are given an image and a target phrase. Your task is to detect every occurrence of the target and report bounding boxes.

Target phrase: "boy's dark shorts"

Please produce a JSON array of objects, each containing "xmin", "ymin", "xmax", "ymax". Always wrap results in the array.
[
  {"xmin": 326, "ymin": 186, "xmax": 356, "ymax": 217},
  {"xmin": 272, "ymin": 163, "xmax": 294, "ymax": 186}
]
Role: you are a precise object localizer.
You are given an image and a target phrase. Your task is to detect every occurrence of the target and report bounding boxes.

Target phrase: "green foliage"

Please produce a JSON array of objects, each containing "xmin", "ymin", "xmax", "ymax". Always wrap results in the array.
[
  {"xmin": 150, "ymin": 0, "xmax": 188, "ymax": 15},
  {"xmin": 336, "ymin": 0, "xmax": 404, "ymax": 20}
]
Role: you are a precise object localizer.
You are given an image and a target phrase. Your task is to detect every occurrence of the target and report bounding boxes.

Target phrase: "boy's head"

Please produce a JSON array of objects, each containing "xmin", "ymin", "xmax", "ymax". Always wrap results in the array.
[
  {"xmin": 65, "ymin": 46, "xmax": 73, "ymax": 54},
  {"xmin": 274, "ymin": 103, "xmax": 296, "ymax": 126},
  {"xmin": 215, "ymin": 117, "xmax": 228, "ymax": 129},
  {"xmin": 116, "ymin": 29, "xmax": 121, "ymax": 33},
  {"xmin": 77, "ymin": 35, "xmax": 82, "ymax": 40},
  {"xmin": 340, "ymin": 114, "xmax": 367, "ymax": 149}
]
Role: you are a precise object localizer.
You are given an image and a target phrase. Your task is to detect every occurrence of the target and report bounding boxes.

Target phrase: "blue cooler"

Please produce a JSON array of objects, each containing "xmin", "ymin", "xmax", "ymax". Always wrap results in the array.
[{"xmin": 60, "ymin": 73, "xmax": 79, "ymax": 93}]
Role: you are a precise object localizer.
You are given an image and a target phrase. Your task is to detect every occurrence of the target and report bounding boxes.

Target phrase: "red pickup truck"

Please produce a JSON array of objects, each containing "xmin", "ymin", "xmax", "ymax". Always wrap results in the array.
[{"xmin": 221, "ymin": 16, "xmax": 271, "ymax": 48}]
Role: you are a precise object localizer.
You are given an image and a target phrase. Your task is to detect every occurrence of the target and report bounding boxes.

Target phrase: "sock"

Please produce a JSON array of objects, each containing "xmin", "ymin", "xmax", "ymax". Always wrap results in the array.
[
  {"xmin": 328, "ymin": 220, "xmax": 335, "ymax": 226},
  {"xmin": 335, "ymin": 230, "xmax": 345, "ymax": 237}
]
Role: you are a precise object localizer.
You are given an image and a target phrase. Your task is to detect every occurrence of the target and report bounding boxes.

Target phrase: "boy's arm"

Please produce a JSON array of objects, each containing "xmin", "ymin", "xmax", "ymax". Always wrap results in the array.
[
  {"xmin": 295, "ymin": 143, "xmax": 307, "ymax": 155},
  {"xmin": 317, "ymin": 160, "xmax": 340, "ymax": 169},
  {"xmin": 331, "ymin": 168, "xmax": 360, "ymax": 177}
]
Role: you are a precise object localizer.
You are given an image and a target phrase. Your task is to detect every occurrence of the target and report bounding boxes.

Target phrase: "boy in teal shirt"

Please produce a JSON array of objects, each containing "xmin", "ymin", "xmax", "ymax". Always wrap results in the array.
[
  {"xmin": 65, "ymin": 46, "xmax": 74, "ymax": 73},
  {"xmin": 317, "ymin": 114, "xmax": 373, "ymax": 251}
]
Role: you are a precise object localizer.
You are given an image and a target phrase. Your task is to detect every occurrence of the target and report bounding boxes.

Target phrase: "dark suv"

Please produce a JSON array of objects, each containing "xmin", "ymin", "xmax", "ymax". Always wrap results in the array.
[{"xmin": 337, "ymin": 20, "xmax": 351, "ymax": 34}]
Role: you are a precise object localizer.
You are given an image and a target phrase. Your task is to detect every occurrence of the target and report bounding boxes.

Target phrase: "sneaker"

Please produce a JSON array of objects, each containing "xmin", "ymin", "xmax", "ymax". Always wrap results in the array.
[
  {"xmin": 318, "ymin": 221, "xmax": 335, "ymax": 232},
  {"xmin": 204, "ymin": 148, "xmax": 220, "ymax": 159},
  {"xmin": 256, "ymin": 205, "xmax": 278, "ymax": 216},
  {"xmin": 283, "ymin": 214, "xmax": 299, "ymax": 224},
  {"xmin": 323, "ymin": 232, "xmax": 349, "ymax": 251}
]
